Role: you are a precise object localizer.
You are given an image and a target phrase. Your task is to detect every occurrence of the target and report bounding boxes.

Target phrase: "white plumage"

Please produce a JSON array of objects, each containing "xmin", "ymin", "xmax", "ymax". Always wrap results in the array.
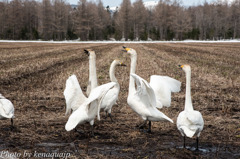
[
  {"xmin": 64, "ymin": 49, "xmax": 97, "ymax": 116},
  {"xmin": 130, "ymin": 73, "xmax": 174, "ymax": 123},
  {"xmin": 0, "ymin": 93, "xmax": 14, "ymax": 128},
  {"xmin": 64, "ymin": 75, "xmax": 87, "ymax": 116},
  {"xmin": 150, "ymin": 75, "xmax": 181, "ymax": 108},
  {"xmin": 85, "ymin": 49, "xmax": 98, "ymax": 96},
  {"xmin": 65, "ymin": 82, "xmax": 117, "ymax": 132},
  {"xmin": 177, "ymin": 65, "xmax": 204, "ymax": 150},
  {"xmin": 99, "ymin": 59, "xmax": 125, "ymax": 120},
  {"xmin": 123, "ymin": 47, "xmax": 178, "ymax": 132}
]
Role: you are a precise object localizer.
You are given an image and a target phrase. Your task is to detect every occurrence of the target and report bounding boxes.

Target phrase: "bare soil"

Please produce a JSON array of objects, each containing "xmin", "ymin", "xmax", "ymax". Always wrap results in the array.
[{"xmin": 0, "ymin": 42, "xmax": 239, "ymax": 158}]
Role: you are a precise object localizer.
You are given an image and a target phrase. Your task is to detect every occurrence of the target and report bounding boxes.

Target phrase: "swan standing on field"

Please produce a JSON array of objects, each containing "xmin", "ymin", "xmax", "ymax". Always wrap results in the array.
[
  {"xmin": 100, "ymin": 59, "xmax": 126, "ymax": 121},
  {"xmin": 0, "ymin": 94, "xmax": 14, "ymax": 129},
  {"xmin": 123, "ymin": 46, "xmax": 180, "ymax": 132},
  {"xmin": 177, "ymin": 65, "xmax": 204, "ymax": 150},
  {"xmin": 65, "ymin": 81, "xmax": 117, "ymax": 134},
  {"xmin": 64, "ymin": 49, "xmax": 98, "ymax": 116}
]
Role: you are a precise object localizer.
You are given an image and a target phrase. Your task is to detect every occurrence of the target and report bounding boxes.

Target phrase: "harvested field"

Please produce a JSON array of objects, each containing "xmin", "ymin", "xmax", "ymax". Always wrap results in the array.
[{"xmin": 0, "ymin": 42, "xmax": 239, "ymax": 158}]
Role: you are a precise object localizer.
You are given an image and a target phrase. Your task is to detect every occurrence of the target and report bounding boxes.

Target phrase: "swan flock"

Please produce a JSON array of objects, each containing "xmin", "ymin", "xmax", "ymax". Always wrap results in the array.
[
  {"xmin": 63, "ymin": 46, "xmax": 204, "ymax": 149},
  {"xmin": 1, "ymin": 46, "xmax": 204, "ymax": 151}
]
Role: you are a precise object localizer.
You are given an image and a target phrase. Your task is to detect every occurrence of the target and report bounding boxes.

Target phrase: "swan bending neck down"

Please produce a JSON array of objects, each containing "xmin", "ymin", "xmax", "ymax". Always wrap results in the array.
[
  {"xmin": 84, "ymin": 49, "xmax": 98, "ymax": 96},
  {"xmin": 177, "ymin": 65, "xmax": 204, "ymax": 150},
  {"xmin": 100, "ymin": 59, "xmax": 126, "ymax": 121},
  {"xmin": 123, "ymin": 46, "xmax": 175, "ymax": 133},
  {"xmin": 0, "ymin": 94, "xmax": 14, "ymax": 130}
]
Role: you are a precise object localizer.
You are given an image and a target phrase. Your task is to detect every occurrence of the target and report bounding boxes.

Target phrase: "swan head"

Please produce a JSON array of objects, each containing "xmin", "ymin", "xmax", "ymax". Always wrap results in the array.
[
  {"xmin": 122, "ymin": 46, "xmax": 137, "ymax": 56},
  {"xmin": 84, "ymin": 49, "xmax": 96, "ymax": 58},
  {"xmin": 114, "ymin": 59, "xmax": 127, "ymax": 67},
  {"xmin": 179, "ymin": 65, "xmax": 191, "ymax": 73}
]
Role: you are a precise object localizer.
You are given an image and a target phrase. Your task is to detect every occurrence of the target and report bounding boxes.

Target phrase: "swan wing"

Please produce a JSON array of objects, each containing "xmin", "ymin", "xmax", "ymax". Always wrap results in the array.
[
  {"xmin": 65, "ymin": 82, "xmax": 116, "ymax": 131},
  {"xmin": 65, "ymin": 102, "xmax": 89, "ymax": 131},
  {"xmin": 0, "ymin": 99, "xmax": 14, "ymax": 118},
  {"xmin": 64, "ymin": 74, "xmax": 87, "ymax": 116},
  {"xmin": 101, "ymin": 87, "xmax": 119, "ymax": 111},
  {"xmin": 65, "ymin": 82, "xmax": 115, "ymax": 132},
  {"xmin": 130, "ymin": 73, "xmax": 156, "ymax": 108},
  {"xmin": 150, "ymin": 75, "xmax": 181, "ymax": 107},
  {"xmin": 87, "ymin": 82, "xmax": 117, "ymax": 121}
]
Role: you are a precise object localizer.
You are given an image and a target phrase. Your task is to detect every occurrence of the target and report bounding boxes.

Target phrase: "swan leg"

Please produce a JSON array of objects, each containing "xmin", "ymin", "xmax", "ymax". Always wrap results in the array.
[
  {"xmin": 196, "ymin": 137, "xmax": 199, "ymax": 150},
  {"xmin": 10, "ymin": 118, "xmax": 14, "ymax": 131},
  {"xmin": 183, "ymin": 136, "xmax": 186, "ymax": 148},
  {"xmin": 147, "ymin": 121, "xmax": 151, "ymax": 133},
  {"xmin": 91, "ymin": 125, "xmax": 94, "ymax": 137},
  {"xmin": 108, "ymin": 113, "xmax": 113, "ymax": 122},
  {"xmin": 105, "ymin": 112, "xmax": 108, "ymax": 119}
]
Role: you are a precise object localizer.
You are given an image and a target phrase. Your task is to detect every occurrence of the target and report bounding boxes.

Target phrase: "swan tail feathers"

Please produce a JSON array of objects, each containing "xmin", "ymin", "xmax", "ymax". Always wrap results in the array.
[
  {"xmin": 180, "ymin": 126, "xmax": 195, "ymax": 138},
  {"xmin": 160, "ymin": 112, "xmax": 174, "ymax": 123}
]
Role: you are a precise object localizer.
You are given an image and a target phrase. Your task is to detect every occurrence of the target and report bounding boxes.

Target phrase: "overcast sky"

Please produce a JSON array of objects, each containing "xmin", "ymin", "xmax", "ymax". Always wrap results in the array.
[{"xmin": 67, "ymin": 0, "xmax": 216, "ymax": 7}]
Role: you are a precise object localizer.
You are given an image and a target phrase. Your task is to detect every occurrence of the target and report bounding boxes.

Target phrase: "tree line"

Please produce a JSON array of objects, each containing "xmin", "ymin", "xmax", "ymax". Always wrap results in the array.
[{"xmin": 0, "ymin": 0, "xmax": 240, "ymax": 41}]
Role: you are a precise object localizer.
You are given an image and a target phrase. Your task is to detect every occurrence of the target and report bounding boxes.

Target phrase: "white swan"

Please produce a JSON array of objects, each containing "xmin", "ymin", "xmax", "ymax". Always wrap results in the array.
[
  {"xmin": 123, "ymin": 46, "xmax": 179, "ymax": 132},
  {"xmin": 177, "ymin": 65, "xmax": 204, "ymax": 150},
  {"xmin": 64, "ymin": 49, "xmax": 98, "ymax": 115},
  {"xmin": 0, "ymin": 93, "xmax": 14, "ymax": 129},
  {"xmin": 65, "ymin": 81, "xmax": 117, "ymax": 134},
  {"xmin": 100, "ymin": 59, "xmax": 126, "ymax": 121}
]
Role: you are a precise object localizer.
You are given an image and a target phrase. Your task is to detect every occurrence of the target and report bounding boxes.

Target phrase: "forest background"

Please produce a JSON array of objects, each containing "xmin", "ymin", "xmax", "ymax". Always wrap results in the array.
[{"xmin": 0, "ymin": 0, "xmax": 240, "ymax": 41}]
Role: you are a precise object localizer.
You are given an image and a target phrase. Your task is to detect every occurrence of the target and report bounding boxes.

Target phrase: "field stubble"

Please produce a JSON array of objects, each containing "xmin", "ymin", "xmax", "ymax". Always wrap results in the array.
[{"xmin": 0, "ymin": 42, "xmax": 239, "ymax": 158}]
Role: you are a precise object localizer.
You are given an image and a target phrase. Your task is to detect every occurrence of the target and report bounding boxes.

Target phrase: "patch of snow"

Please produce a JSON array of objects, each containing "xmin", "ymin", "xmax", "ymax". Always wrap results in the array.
[{"xmin": 0, "ymin": 39, "xmax": 240, "ymax": 44}]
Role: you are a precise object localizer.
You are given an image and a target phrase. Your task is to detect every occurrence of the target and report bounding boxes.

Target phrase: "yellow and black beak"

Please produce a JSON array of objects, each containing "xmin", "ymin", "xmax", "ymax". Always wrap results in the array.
[
  {"xmin": 84, "ymin": 49, "xmax": 90, "ymax": 56},
  {"xmin": 178, "ymin": 65, "xmax": 184, "ymax": 69},
  {"xmin": 122, "ymin": 46, "xmax": 130, "ymax": 52},
  {"xmin": 120, "ymin": 62, "xmax": 127, "ymax": 67}
]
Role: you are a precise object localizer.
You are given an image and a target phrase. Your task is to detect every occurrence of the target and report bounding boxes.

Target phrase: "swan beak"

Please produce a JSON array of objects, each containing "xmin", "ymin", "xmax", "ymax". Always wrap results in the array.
[
  {"xmin": 122, "ymin": 46, "xmax": 130, "ymax": 52},
  {"xmin": 178, "ymin": 65, "xmax": 184, "ymax": 69},
  {"xmin": 120, "ymin": 63, "xmax": 127, "ymax": 67},
  {"xmin": 84, "ymin": 49, "xmax": 90, "ymax": 56}
]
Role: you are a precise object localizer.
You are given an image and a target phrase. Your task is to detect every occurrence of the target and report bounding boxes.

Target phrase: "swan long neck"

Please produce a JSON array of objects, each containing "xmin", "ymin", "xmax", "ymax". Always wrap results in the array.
[
  {"xmin": 185, "ymin": 70, "xmax": 193, "ymax": 111},
  {"xmin": 89, "ymin": 54, "xmax": 98, "ymax": 89},
  {"xmin": 129, "ymin": 54, "xmax": 137, "ymax": 94},
  {"xmin": 109, "ymin": 61, "xmax": 118, "ymax": 83}
]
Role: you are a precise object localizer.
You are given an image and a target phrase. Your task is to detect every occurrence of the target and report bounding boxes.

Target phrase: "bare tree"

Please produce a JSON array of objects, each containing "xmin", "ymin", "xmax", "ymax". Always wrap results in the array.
[
  {"xmin": 172, "ymin": 3, "xmax": 192, "ymax": 40},
  {"xmin": 22, "ymin": 0, "xmax": 39, "ymax": 39},
  {"xmin": 40, "ymin": 0, "xmax": 54, "ymax": 40},
  {"xmin": 52, "ymin": 0, "xmax": 69, "ymax": 40},
  {"xmin": 132, "ymin": 0, "xmax": 147, "ymax": 40},
  {"xmin": 115, "ymin": 0, "xmax": 133, "ymax": 40}
]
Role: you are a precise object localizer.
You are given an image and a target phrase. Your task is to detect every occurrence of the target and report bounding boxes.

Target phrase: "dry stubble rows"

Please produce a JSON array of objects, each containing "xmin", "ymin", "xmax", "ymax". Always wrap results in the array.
[{"xmin": 0, "ymin": 42, "xmax": 239, "ymax": 158}]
